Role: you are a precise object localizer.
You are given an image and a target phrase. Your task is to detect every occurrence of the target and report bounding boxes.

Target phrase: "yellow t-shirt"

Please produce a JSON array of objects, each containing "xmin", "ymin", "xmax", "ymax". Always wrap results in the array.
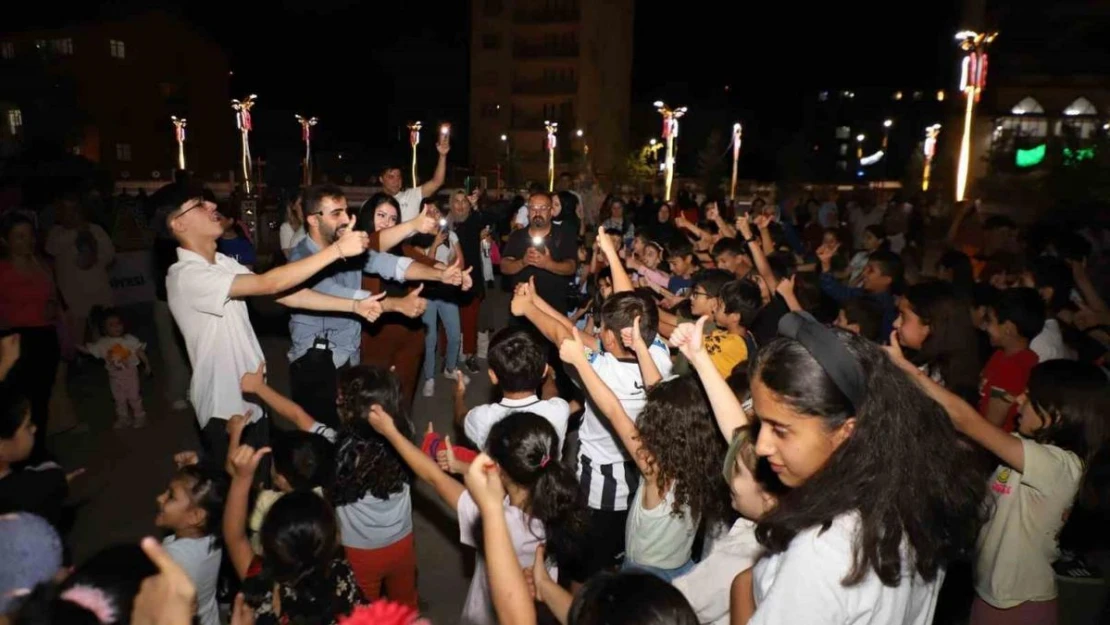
[{"xmin": 705, "ymin": 329, "xmax": 749, "ymax": 378}]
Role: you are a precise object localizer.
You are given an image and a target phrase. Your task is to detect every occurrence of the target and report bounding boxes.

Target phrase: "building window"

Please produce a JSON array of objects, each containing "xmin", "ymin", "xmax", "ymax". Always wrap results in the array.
[
  {"xmin": 34, "ymin": 40, "xmax": 46, "ymax": 51},
  {"xmin": 7, "ymin": 109, "xmax": 22, "ymax": 135},
  {"xmin": 51, "ymin": 38, "xmax": 73, "ymax": 55},
  {"xmin": 0, "ymin": 42, "xmax": 13, "ymax": 59},
  {"xmin": 838, "ymin": 143, "xmax": 848, "ymax": 156},
  {"xmin": 110, "ymin": 39, "xmax": 125, "ymax": 59},
  {"xmin": 116, "ymin": 143, "xmax": 131, "ymax": 161},
  {"xmin": 836, "ymin": 160, "xmax": 848, "ymax": 171},
  {"xmin": 834, "ymin": 126, "xmax": 850, "ymax": 140},
  {"xmin": 818, "ymin": 91, "xmax": 828, "ymax": 101},
  {"xmin": 481, "ymin": 34, "xmax": 501, "ymax": 50}
]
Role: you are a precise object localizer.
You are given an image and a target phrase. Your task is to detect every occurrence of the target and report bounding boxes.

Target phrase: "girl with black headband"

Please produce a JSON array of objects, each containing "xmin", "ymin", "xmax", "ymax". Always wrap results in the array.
[{"xmin": 741, "ymin": 313, "xmax": 985, "ymax": 624}]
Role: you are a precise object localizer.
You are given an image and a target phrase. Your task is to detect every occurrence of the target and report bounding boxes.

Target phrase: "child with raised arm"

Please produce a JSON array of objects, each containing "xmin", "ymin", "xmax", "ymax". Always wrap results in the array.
[{"xmin": 559, "ymin": 324, "xmax": 730, "ymax": 582}]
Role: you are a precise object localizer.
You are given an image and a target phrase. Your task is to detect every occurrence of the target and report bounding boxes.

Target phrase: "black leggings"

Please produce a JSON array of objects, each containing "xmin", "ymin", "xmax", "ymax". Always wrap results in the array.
[{"xmin": 9, "ymin": 326, "xmax": 60, "ymax": 463}]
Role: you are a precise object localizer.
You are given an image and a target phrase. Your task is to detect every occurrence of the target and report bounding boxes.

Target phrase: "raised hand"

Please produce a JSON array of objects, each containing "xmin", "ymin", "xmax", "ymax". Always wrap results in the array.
[
  {"xmin": 173, "ymin": 451, "xmax": 200, "ymax": 468},
  {"xmin": 883, "ymin": 330, "xmax": 916, "ymax": 373},
  {"xmin": 355, "ymin": 291, "xmax": 390, "ymax": 322},
  {"xmin": 775, "ymin": 274, "xmax": 796, "ymax": 299},
  {"xmin": 436, "ymin": 134, "xmax": 451, "ymax": 156},
  {"xmin": 229, "ymin": 444, "xmax": 270, "ymax": 482},
  {"xmin": 441, "ymin": 258, "xmax": 465, "ymax": 285},
  {"xmin": 816, "ymin": 242, "xmax": 840, "ymax": 266},
  {"xmin": 367, "ymin": 404, "xmax": 397, "ymax": 435},
  {"xmin": 596, "ymin": 226, "xmax": 618, "ymax": 258},
  {"xmin": 669, "ymin": 315, "xmax": 708, "ymax": 361},
  {"xmin": 239, "ymin": 362, "xmax": 266, "ymax": 395},
  {"xmin": 735, "ymin": 213, "xmax": 753, "ymax": 240},
  {"xmin": 132, "ymin": 537, "xmax": 197, "ymax": 625},
  {"xmin": 414, "ymin": 208, "xmax": 439, "ymax": 235},
  {"xmin": 510, "ymin": 281, "xmax": 533, "ymax": 317},
  {"xmin": 558, "ymin": 327, "xmax": 588, "ymax": 365},
  {"xmin": 389, "ymin": 285, "xmax": 426, "ymax": 318},
  {"xmin": 334, "ymin": 216, "xmax": 370, "ymax": 258},
  {"xmin": 464, "ymin": 452, "xmax": 505, "ymax": 511}
]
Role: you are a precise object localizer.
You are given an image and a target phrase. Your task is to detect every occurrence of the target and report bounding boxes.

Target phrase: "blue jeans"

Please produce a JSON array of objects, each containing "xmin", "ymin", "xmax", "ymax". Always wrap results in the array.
[
  {"xmin": 422, "ymin": 299, "xmax": 461, "ymax": 380},
  {"xmin": 621, "ymin": 558, "xmax": 695, "ymax": 582}
]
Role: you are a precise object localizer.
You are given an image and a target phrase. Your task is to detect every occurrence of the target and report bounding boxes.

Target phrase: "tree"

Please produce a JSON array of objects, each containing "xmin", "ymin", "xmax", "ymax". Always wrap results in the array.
[{"xmin": 613, "ymin": 147, "xmax": 656, "ymax": 190}]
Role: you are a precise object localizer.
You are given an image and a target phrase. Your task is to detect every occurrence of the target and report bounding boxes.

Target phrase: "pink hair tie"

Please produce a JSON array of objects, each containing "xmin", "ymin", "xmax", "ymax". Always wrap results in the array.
[
  {"xmin": 60, "ymin": 585, "xmax": 117, "ymax": 624},
  {"xmin": 540, "ymin": 455, "xmax": 551, "ymax": 468}
]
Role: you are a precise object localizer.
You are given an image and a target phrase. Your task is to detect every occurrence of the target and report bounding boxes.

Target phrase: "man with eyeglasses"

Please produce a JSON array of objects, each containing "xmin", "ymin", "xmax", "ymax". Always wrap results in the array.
[
  {"xmin": 163, "ymin": 183, "xmax": 377, "ymax": 462},
  {"xmin": 501, "ymin": 191, "xmax": 577, "ymax": 316},
  {"xmin": 287, "ymin": 184, "xmax": 469, "ymax": 427}
]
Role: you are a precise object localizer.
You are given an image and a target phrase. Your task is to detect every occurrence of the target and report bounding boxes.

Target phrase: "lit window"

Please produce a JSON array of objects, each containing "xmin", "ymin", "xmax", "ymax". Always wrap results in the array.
[
  {"xmin": 116, "ymin": 143, "xmax": 131, "ymax": 161},
  {"xmin": 936, "ymin": 90, "xmax": 945, "ymax": 102},
  {"xmin": 110, "ymin": 40, "xmax": 125, "ymax": 59},
  {"xmin": 7, "ymin": 109, "xmax": 22, "ymax": 135},
  {"xmin": 1064, "ymin": 96, "xmax": 1098, "ymax": 116},
  {"xmin": 834, "ymin": 126, "xmax": 850, "ymax": 140},
  {"xmin": 34, "ymin": 40, "xmax": 46, "ymax": 51},
  {"xmin": 912, "ymin": 91, "xmax": 923, "ymax": 100},
  {"xmin": 51, "ymin": 38, "xmax": 73, "ymax": 55},
  {"xmin": 836, "ymin": 160, "xmax": 848, "ymax": 171},
  {"xmin": 1010, "ymin": 96, "xmax": 1044, "ymax": 116},
  {"xmin": 893, "ymin": 91, "xmax": 903, "ymax": 101},
  {"xmin": 0, "ymin": 42, "xmax": 13, "ymax": 59},
  {"xmin": 839, "ymin": 144, "xmax": 848, "ymax": 156},
  {"xmin": 818, "ymin": 91, "xmax": 829, "ymax": 101}
]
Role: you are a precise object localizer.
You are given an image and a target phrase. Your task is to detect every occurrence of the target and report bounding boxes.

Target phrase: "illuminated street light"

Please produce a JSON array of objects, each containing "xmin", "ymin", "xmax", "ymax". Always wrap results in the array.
[
  {"xmin": 544, "ymin": 120, "xmax": 558, "ymax": 191},
  {"xmin": 729, "ymin": 123, "xmax": 742, "ymax": 200},
  {"xmin": 407, "ymin": 121, "xmax": 422, "ymax": 188},
  {"xmin": 230, "ymin": 94, "xmax": 258, "ymax": 194},
  {"xmin": 922, "ymin": 124, "xmax": 941, "ymax": 191},
  {"xmin": 295, "ymin": 114, "xmax": 318, "ymax": 186},
  {"xmin": 955, "ymin": 30, "xmax": 998, "ymax": 202},
  {"xmin": 170, "ymin": 116, "xmax": 187, "ymax": 171},
  {"xmin": 656, "ymin": 101, "xmax": 688, "ymax": 201}
]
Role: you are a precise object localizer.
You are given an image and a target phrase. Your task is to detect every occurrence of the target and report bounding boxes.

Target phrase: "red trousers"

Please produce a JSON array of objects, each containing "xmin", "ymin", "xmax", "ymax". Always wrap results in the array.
[
  {"xmin": 459, "ymin": 294, "xmax": 483, "ymax": 354},
  {"xmin": 361, "ymin": 318, "xmax": 425, "ymax": 405},
  {"xmin": 345, "ymin": 533, "xmax": 417, "ymax": 607}
]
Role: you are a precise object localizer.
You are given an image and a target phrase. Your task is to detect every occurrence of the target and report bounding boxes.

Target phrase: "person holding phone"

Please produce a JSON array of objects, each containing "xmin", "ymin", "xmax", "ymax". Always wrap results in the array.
[{"xmin": 500, "ymin": 192, "xmax": 577, "ymax": 316}]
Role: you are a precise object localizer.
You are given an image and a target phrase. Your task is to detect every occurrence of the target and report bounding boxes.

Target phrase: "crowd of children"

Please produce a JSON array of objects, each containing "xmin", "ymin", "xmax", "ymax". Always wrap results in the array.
[{"xmin": 1, "ymin": 189, "xmax": 1109, "ymax": 625}]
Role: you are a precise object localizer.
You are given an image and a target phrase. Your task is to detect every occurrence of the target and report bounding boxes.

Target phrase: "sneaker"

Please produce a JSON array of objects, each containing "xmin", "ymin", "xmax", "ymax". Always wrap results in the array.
[
  {"xmin": 1053, "ymin": 550, "xmax": 1103, "ymax": 584},
  {"xmin": 421, "ymin": 379, "xmax": 435, "ymax": 397},
  {"xmin": 476, "ymin": 331, "xmax": 490, "ymax": 360},
  {"xmin": 113, "ymin": 416, "xmax": 131, "ymax": 429},
  {"xmin": 443, "ymin": 369, "xmax": 470, "ymax": 385},
  {"xmin": 132, "ymin": 415, "xmax": 147, "ymax": 428},
  {"xmin": 464, "ymin": 356, "xmax": 481, "ymax": 375}
]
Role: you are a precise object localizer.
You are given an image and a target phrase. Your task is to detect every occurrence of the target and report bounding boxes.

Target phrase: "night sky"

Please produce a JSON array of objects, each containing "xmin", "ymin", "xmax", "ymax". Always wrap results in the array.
[{"xmin": 12, "ymin": 0, "xmax": 967, "ymax": 179}]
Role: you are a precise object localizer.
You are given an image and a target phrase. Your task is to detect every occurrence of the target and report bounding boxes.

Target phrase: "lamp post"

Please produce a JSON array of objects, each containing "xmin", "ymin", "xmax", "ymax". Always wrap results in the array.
[
  {"xmin": 882, "ymin": 118, "xmax": 893, "ymax": 149},
  {"xmin": 407, "ymin": 121, "xmax": 422, "ymax": 188},
  {"xmin": 545, "ymin": 120, "xmax": 558, "ymax": 192},
  {"xmin": 170, "ymin": 116, "xmax": 187, "ymax": 171},
  {"xmin": 231, "ymin": 94, "xmax": 258, "ymax": 195},
  {"xmin": 575, "ymin": 128, "xmax": 589, "ymax": 172},
  {"xmin": 881, "ymin": 119, "xmax": 893, "ymax": 184},
  {"xmin": 655, "ymin": 101, "xmax": 687, "ymax": 201},
  {"xmin": 856, "ymin": 134, "xmax": 866, "ymax": 163},
  {"xmin": 955, "ymin": 30, "xmax": 998, "ymax": 202},
  {"xmin": 730, "ymin": 123, "xmax": 742, "ymax": 201},
  {"xmin": 295, "ymin": 114, "xmax": 318, "ymax": 186},
  {"xmin": 922, "ymin": 124, "xmax": 941, "ymax": 191}
]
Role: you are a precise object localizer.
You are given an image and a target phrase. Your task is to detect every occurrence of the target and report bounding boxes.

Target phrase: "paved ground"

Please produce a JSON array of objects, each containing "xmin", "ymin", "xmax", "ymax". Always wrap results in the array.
[{"xmin": 52, "ymin": 289, "xmax": 512, "ymax": 623}]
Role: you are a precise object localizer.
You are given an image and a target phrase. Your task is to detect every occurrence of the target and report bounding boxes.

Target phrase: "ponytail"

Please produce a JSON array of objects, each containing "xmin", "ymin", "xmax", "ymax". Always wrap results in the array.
[{"xmin": 485, "ymin": 413, "xmax": 589, "ymax": 569}]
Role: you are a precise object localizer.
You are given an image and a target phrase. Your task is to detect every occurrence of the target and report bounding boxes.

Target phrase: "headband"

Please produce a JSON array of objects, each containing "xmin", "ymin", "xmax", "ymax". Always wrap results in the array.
[{"xmin": 777, "ymin": 312, "xmax": 866, "ymax": 411}]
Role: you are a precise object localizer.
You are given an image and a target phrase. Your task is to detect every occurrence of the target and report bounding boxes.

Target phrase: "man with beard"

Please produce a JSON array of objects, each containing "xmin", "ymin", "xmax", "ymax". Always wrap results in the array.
[
  {"xmin": 287, "ymin": 184, "xmax": 471, "ymax": 426},
  {"xmin": 501, "ymin": 191, "xmax": 578, "ymax": 315}
]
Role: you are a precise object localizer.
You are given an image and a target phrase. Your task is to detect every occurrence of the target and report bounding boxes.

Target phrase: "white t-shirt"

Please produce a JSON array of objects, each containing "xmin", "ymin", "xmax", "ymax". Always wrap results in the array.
[
  {"xmin": 394, "ymin": 187, "xmax": 424, "ymax": 222},
  {"xmin": 673, "ymin": 518, "xmax": 761, "ymax": 625},
  {"xmin": 464, "ymin": 395, "xmax": 570, "ymax": 452},
  {"xmin": 166, "ymin": 248, "xmax": 264, "ymax": 428},
  {"xmin": 85, "ymin": 334, "xmax": 145, "ymax": 369},
  {"xmin": 45, "ymin": 224, "xmax": 115, "ymax": 318},
  {"xmin": 625, "ymin": 480, "xmax": 697, "ymax": 570},
  {"xmin": 1030, "ymin": 319, "xmax": 1076, "ymax": 363},
  {"xmin": 162, "ymin": 535, "xmax": 221, "ymax": 625},
  {"xmin": 278, "ymin": 222, "xmax": 305, "ymax": 253},
  {"xmin": 457, "ymin": 491, "xmax": 555, "ymax": 625},
  {"xmin": 576, "ymin": 338, "xmax": 673, "ymax": 511},
  {"xmin": 975, "ymin": 436, "xmax": 1083, "ymax": 608},
  {"xmin": 750, "ymin": 513, "xmax": 944, "ymax": 625},
  {"xmin": 433, "ymin": 230, "xmax": 460, "ymax": 265}
]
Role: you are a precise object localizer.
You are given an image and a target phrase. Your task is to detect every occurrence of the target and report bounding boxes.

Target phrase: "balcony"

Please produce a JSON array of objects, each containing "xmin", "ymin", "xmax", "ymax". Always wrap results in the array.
[
  {"xmin": 513, "ymin": 41, "xmax": 579, "ymax": 59},
  {"xmin": 512, "ymin": 8, "xmax": 580, "ymax": 24},
  {"xmin": 511, "ymin": 79, "xmax": 577, "ymax": 96}
]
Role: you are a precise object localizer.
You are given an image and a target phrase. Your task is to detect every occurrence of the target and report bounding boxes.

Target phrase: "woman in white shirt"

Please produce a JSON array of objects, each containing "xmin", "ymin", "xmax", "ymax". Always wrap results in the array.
[
  {"xmin": 278, "ymin": 194, "xmax": 306, "ymax": 259},
  {"xmin": 741, "ymin": 313, "xmax": 985, "ymax": 625}
]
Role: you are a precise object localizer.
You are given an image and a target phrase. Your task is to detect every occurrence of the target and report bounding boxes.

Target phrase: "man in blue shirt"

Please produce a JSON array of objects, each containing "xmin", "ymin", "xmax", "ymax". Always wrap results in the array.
[{"xmin": 288, "ymin": 185, "xmax": 472, "ymax": 426}]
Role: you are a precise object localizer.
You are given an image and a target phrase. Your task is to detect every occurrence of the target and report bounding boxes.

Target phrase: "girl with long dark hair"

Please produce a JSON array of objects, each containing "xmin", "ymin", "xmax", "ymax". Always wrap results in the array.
[
  {"xmin": 893, "ymin": 281, "xmax": 982, "ymax": 403},
  {"xmin": 744, "ymin": 314, "xmax": 985, "ymax": 624}
]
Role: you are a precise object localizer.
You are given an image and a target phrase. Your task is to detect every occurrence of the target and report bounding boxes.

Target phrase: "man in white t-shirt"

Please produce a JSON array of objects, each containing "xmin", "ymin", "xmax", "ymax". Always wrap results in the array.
[
  {"xmin": 374, "ymin": 133, "xmax": 450, "ymax": 222},
  {"xmin": 164, "ymin": 184, "xmax": 382, "ymax": 463}
]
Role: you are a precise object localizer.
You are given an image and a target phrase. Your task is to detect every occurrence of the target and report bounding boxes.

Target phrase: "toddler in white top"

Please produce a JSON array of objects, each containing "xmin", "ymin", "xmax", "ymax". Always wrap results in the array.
[{"xmin": 81, "ymin": 309, "xmax": 150, "ymax": 428}]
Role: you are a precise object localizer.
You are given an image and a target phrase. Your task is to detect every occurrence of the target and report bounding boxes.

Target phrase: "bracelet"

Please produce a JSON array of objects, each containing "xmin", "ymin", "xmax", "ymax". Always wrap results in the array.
[{"xmin": 745, "ymin": 236, "xmax": 758, "ymax": 244}]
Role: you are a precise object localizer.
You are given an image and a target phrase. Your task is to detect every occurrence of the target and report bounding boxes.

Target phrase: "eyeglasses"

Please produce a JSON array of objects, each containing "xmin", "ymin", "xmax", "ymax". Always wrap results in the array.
[
  {"xmin": 691, "ymin": 289, "xmax": 710, "ymax": 299},
  {"xmin": 527, "ymin": 204, "xmax": 551, "ymax": 211},
  {"xmin": 173, "ymin": 199, "xmax": 207, "ymax": 219}
]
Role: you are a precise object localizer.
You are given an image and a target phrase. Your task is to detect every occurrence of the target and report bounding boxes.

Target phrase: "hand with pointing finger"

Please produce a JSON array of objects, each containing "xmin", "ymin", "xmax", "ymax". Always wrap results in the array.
[
  {"xmin": 334, "ymin": 215, "xmax": 369, "ymax": 259},
  {"xmin": 229, "ymin": 444, "xmax": 271, "ymax": 482}
]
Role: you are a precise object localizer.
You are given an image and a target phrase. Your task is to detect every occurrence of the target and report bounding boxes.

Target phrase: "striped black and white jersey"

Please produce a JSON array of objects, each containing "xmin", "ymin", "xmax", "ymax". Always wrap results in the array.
[{"xmin": 576, "ymin": 337, "xmax": 673, "ymax": 511}]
